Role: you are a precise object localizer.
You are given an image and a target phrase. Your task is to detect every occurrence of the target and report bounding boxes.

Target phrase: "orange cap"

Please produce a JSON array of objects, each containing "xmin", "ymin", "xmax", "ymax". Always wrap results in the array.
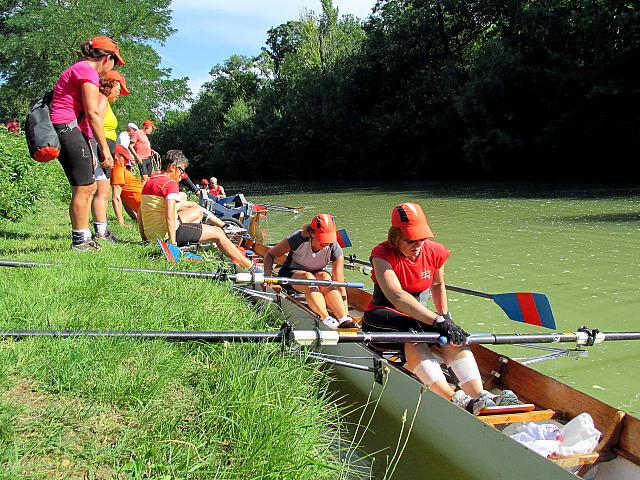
[
  {"xmin": 114, "ymin": 144, "xmax": 132, "ymax": 161},
  {"xmin": 143, "ymin": 119, "xmax": 156, "ymax": 129},
  {"xmin": 104, "ymin": 70, "xmax": 129, "ymax": 96},
  {"xmin": 391, "ymin": 203, "xmax": 434, "ymax": 240},
  {"xmin": 310, "ymin": 214, "xmax": 337, "ymax": 244},
  {"xmin": 90, "ymin": 36, "xmax": 125, "ymax": 65}
]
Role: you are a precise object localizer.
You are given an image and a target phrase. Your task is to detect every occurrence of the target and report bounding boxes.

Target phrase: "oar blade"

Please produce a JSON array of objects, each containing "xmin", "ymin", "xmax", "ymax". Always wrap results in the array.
[
  {"xmin": 493, "ymin": 293, "xmax": 556, "ymax": 329},
  {"xmin": 337, "ymin": 228, "xmax": 352, "ymax": 248},
  {"xmin": 158, "ymin": 240, "xmax": 203, "ymax": 263}
]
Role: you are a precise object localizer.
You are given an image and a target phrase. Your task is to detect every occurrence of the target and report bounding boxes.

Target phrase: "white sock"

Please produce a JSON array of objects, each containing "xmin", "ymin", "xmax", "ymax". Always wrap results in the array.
[
  {"xmin": 337, "ymin": 315, "xmax": 352, "ymax": 322},
  {"xmin": 94, "ymin": 222, "xmax": 107, "ymax": 235},
  {"xmin": 83, "ymin": 229, "xmax": 93, "ymax": 241}
]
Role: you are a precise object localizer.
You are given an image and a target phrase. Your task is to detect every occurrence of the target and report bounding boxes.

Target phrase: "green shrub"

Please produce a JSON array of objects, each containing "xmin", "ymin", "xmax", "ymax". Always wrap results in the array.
[{"xmin": 0, "ymin": 126, "xmax": 69, "ymax": 221}]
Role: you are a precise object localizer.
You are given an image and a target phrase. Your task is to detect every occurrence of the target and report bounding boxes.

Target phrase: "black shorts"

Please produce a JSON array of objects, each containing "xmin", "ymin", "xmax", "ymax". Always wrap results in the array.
[
  {"xmin": 176, "ymin": 223, "xmax": 202, "ymax": 247},
  {"xmin": 54, "ymin": 125, "xmax": 95, "ymax": 186},
  {"xmin": 362, "ymin": 307, "xmax": 437, "ymax": 352},
  {"xmin": 138, "ymin": 157, "xmax": 152, "ymax": 177}
]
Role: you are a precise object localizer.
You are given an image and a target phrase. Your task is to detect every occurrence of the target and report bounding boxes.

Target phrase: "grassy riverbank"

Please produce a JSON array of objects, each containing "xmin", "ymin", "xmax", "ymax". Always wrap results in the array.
[{"xmin": 0, "ymin": 151, "xmax": 354, "ymax": 477}]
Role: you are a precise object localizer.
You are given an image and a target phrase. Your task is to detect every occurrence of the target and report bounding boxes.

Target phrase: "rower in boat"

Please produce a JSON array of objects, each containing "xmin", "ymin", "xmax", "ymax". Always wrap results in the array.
[
  {"xmin": 263, "ymin": 214, "xmax": 359, "ymax": 329},
  {"xmin": 363, "ymin": 202, "xmax": 518, "ymax": 414}
]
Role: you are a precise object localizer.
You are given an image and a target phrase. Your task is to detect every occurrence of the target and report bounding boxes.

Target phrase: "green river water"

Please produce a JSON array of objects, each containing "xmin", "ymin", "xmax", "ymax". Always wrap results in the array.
[{"xmin": 231, "ymin": 180, "xmax": 639, "ymax": 478}]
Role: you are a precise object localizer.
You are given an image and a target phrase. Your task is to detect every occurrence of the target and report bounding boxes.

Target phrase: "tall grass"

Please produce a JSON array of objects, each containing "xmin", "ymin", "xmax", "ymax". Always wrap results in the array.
[
  {"xmin": 0, "ymin": 193, "xmax": 356, "ymax": 477},
  {"xmin": 0, "ymin": 127, "xmax": 69, "ymax": 221}
]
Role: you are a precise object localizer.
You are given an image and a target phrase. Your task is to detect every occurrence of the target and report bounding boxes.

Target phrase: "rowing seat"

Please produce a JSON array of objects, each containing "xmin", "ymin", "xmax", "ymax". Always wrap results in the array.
[{"xmin": 478, "ymin": 406, "xmax": 555, "ymax": 426}]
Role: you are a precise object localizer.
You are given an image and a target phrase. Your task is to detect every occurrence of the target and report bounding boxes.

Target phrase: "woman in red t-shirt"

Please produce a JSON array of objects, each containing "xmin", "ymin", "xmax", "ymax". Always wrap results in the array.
[{"xmin": 363, "ymin": 203, "xmax": 517, "ymax": 414}]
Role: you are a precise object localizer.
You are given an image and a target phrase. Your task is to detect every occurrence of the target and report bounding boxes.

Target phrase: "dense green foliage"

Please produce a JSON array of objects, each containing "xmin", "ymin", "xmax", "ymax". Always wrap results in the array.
[
  {"xmin": 0, "ymin": 0, "xmax": 190, "ymax": 125},
  {"xmin": 0, "ymin": 202, "xmax": 356, "ymax": 478},
  {"xmin": 0, "ymin": 127, "xmax": 68, "ymax": 221},
  {"xmin": 155, "ymin": 0, "xmax": 639, "ymax": 180}
]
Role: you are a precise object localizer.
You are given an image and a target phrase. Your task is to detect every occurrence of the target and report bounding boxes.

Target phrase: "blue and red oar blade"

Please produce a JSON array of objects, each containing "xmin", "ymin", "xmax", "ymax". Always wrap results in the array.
[
  {"xmin": 492, "ymin": 292, "xmax": 556, "ymax": 329},
  {"xmin": 182, "ymin": 252, "xmax": 204, "ymax": 262},
  {"xmin": 158, "ymin": 240, "xmax": 181, "ymax": 263},
  {"xmin": 158, "ymin": 240, "xmax": 204, "ymax": 263},
  {"xmin": 337, "ymin": 228, "xmax": 352, "ymax": 248}
]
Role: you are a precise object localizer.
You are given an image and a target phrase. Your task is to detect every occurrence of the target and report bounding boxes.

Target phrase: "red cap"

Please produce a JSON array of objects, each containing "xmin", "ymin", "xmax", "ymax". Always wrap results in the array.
[
  {"xmin": 391, "ymin": 203, "xmax": 434, "ymax": 240},
  {"xmin": 104, "ymin": 70, "xmax": 129, "ymax": 95},
  {"xmin": 114, "ymin": 144, "xmax": 132, "ymax": 161},
  {"xmin": 201, "ymin": 178, "xmax": 209, "ymax": 186},
  {"xmin": 310, "ymin": 214, "xmax": 337, "ymax": 244},
  {"xmin": 143, "ymin": 119, "xmax": 156, "ymax": 129},
  {"xmin": 90, "ymin": 36, "xmax": 125, "ymax": 66}
]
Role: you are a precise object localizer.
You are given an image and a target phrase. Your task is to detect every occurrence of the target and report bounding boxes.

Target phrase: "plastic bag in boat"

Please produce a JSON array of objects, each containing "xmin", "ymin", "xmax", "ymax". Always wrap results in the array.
[
  {"xmin": 504, "ymin": 413, "xmax": 601, "ymax": 458},
  {"xmin": 559, "ymin": 413, "xmax": 601, "ymax": 455},
  {"xmin": 506, "ymin": 423, "xmax": 563, "ymax": 457}
]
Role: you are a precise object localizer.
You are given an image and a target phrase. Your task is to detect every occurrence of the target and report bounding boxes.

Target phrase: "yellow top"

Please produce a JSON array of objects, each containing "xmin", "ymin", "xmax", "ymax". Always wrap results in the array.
[{"xmin": 103, "ymin": 102, "xmax": 118, "ymax": 141}]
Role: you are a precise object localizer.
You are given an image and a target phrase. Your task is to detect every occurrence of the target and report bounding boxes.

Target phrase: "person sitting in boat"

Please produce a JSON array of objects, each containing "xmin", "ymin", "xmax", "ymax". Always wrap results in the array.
[
  {"xmin": 138, "ymin": 150, "xmax": 258, "ymax": 271},
  {"xmin": 263, "ymin": 214, "xmax": 358, "ymax": 329},
  {"xmin": 208, "ymin": 177, "xmax": 226, "ymax": 199},
  {"xmin": 362, "ymin": 202, "xmax": 517, "ymax": 414}
]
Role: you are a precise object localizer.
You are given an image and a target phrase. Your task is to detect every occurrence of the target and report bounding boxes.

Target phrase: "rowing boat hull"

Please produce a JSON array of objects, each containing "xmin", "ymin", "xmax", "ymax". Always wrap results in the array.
[{"xmin": 275, "ymin": 290, "xmax": 640, "ymax": 480}]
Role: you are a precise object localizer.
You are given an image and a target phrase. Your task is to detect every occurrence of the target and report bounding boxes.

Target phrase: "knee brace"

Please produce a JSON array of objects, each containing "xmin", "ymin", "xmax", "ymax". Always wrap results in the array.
[
  {"xmin": 412, "ymin": 355, "xmax": 446, "ymax": 387},
  {"xmin": 447, "ymin": 356, "xmax": 481, "ymax": 386}
]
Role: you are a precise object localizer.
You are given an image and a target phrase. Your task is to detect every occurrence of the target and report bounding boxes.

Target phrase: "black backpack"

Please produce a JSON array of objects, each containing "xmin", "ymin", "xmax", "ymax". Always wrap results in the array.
[
  {"xmin": 24, "ymin": 91, "xmax": 84, "ymax": 163},
  {"xmin": 24, "ymin": 91, "xmax": 61, "ymax": 162}
]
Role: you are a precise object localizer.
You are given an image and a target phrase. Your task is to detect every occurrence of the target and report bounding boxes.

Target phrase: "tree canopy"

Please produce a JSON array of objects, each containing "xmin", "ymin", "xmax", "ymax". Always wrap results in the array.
[{"xmin": 0, "ymin": 0, "xmax": 190, "ymax": 125}]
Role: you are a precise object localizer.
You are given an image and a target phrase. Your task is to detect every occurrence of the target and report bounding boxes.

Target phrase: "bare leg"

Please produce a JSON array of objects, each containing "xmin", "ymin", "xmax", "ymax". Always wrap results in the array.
[
  {"xmin": 316, "ymin": 271, "xmax": 347, "ymax": 318},
  {"xmin": 198, "ymin": 225, "xmax": 251, "ymax": 268},
  {"xmin": 291, "ymin": 271, "xmax": 331, "ymax": 319},
  {"xmin": 92, "ymin": 178, "xmax": 111, "ymax": 224},
  {"xmin": 70, "ymin": 184, "xmax": 97, "ymax": 229},
  {"xmin": 123, "ymin": 202, "xmax": 137, "ymax": 221}
]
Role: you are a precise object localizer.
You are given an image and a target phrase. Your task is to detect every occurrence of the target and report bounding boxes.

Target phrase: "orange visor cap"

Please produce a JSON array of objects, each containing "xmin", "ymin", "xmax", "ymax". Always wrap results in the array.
[
  {"xmin": 105, "ymin": 70, "xmax": 129, "ymax": 95},
  {"xmin": 311, "ymin": 214, "xmax": 337, "ymax": 244},
  {"xmin": 91, "ymin": 35, "xmax": 125, "ymax": 65},
  {"xmin": 391, "ymin": 202, "xmax": 434, "ymax": 240}
]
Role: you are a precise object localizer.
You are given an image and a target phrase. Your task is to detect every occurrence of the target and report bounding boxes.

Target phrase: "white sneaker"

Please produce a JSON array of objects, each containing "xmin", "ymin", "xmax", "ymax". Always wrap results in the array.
[
  {"xmin": 451, "ymin": 390, "xmax": 473, "ymax": 410},
  {"xmin": 322, "ymin": 316, "xmax": 340, "ymax": 329}
]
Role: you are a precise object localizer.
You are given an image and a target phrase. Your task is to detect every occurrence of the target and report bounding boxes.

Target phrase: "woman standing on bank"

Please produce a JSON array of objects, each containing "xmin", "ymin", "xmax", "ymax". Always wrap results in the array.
[
  {"xmin": 92, "ymin": 69, "xmax": 129, "ymax": 240},
  {"xmin": 49, "ymin": 35, "xmax": 124, "ymax": 251}
]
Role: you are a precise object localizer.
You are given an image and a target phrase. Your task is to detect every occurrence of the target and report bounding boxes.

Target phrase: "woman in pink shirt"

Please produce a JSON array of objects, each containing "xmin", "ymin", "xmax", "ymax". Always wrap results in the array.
[{"xmin": 49, "ymin": 35, "xmax": 124, "ymax": 251}]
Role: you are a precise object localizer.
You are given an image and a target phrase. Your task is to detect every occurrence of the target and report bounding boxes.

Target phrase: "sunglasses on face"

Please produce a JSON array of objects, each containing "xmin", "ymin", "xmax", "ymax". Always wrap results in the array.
[{"xmin": 402, "ymin": 237, "xmax": 427, "ymax": 245}]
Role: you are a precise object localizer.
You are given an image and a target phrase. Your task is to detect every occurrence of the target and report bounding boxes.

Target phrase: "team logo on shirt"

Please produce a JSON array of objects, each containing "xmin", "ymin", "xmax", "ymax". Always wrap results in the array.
[{"xmin": 420, "ymin": 269, "xmax": 432, "ymax": 279}]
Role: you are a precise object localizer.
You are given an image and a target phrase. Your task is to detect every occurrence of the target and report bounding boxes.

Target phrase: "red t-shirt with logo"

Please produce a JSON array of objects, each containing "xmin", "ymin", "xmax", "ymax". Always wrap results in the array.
[{"xmin": 370, "ymin": 240, "xmax": 450, "ymax": 294}]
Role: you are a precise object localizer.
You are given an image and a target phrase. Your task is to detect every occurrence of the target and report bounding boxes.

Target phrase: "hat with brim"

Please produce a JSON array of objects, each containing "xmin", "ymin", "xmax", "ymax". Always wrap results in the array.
[
  {"xmin": 311, "ymin": 214, "xmax": 337, "ymax": 244},
  {"xmin": 90, "ymin": 35, "xmax": 125, "ymax": 66},
  {"xmin": 104, "ymin": 70, "xmax": 129, "ymax": 95},
  {"xmin": 392, "ymin": 203, "xmax": 434, "ymax": 240},
  {"xmin": 126, "ymin": 123, "xmax": 138, "ymax": 130}
]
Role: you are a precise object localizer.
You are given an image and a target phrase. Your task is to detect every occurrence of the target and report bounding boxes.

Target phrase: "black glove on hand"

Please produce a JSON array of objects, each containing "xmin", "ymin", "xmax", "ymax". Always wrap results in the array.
[{"xmin": 434, "ymin": 315, "xmax": 469, "ymax": 345}]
